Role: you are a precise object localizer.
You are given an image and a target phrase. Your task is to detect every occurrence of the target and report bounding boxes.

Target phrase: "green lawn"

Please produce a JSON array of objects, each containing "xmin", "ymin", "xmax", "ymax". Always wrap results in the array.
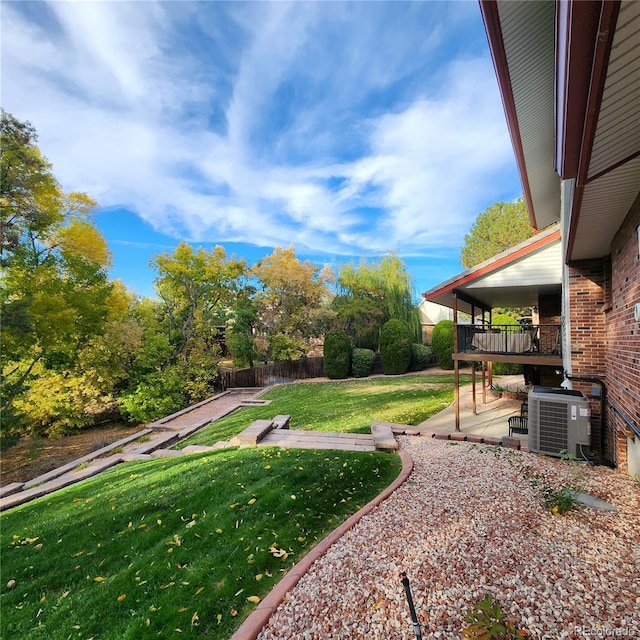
[
  {"xmin": 178, "ymin": 373, "xmax": 471, "ymax": 447},
  {"xmin": 1, "ymin": 447, "xmax": 401, "ymax": 640}
]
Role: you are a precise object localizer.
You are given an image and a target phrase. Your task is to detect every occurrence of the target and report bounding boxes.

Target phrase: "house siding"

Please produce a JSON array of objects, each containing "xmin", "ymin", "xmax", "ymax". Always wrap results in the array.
[{"xmin": 605, "ymin": 195, "xmax": 640, "ymax": 472}]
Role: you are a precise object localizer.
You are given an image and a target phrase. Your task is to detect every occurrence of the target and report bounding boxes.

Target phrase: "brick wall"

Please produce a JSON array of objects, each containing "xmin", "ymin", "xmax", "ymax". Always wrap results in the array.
[
  {"xmin": 605, "ymin": 194, "xmax": 640, "ymax": 471},
  {"xmin": 567, "ymin": 258, "xmax": 607, "ymax": 458}
]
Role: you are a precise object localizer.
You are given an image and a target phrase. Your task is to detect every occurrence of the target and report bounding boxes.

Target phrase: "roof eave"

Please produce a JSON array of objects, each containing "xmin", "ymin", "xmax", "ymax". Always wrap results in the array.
[
  {"xmin": 479, "ymin": 0, "xmax": 538, "ymax": 230},
  {"xmin": 422, "ymin": 225, "xmax": 561, "ymax": 302}
]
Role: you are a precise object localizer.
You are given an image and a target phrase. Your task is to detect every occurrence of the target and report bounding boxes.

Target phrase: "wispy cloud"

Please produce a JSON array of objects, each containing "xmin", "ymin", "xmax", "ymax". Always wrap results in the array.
[{"xmin": 1, "ymin": 0, "xmax": 519, "ymax": 261}]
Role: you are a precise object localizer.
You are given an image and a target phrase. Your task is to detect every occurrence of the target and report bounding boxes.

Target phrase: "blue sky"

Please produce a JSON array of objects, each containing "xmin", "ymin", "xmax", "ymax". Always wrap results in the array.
[{"xmin": 2, "ymin": 0, "xmax": 521, "ymax": 300}]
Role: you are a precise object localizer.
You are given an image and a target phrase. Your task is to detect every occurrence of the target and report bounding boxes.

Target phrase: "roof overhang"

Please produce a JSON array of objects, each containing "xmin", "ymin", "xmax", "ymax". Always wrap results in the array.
[
  {"xmin": 422, "ymin": 226, "xmax": 561, "ymax": 315},
  {"xmin": 480, "ymin": 0, "xmax": 640, "ymax": 262}
]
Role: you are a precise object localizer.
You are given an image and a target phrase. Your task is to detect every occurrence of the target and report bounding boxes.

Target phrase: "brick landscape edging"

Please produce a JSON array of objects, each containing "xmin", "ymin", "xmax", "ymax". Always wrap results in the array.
[{"xmin": 229, "ymin": 449, "xmax": 414, "ymax": 640}]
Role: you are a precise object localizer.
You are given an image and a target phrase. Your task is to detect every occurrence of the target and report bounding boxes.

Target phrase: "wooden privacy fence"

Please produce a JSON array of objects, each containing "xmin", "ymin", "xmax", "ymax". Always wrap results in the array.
[{"xmin": 218, "ymin": 357, "xmax": 325, "ymax": 390}]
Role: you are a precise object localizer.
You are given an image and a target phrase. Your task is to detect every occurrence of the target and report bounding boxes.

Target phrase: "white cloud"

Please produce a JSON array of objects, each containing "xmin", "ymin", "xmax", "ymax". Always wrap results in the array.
[{"xmin": 1, "ymin": 1, "xmax": 518, "ymax": 262}]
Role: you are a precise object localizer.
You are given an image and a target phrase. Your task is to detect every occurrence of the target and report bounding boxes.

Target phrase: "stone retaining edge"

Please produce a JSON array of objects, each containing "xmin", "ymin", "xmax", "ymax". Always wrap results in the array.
[
  {"xmin": 430, "ymin": 433, "xmax": 530, "ymax": 452},
  {"xmin": 20, "ymin": 428, "xmax": 154, "ymax": 490},
  {"xmin": 229, "ymin": 448, "xmax": 413, "ymax": 640}
]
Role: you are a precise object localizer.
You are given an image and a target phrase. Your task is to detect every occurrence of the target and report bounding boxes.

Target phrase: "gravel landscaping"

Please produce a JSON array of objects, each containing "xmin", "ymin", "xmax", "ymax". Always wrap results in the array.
[{"xmin": 257, "ymin": 437, "xmax": 640, "ymax": 639}]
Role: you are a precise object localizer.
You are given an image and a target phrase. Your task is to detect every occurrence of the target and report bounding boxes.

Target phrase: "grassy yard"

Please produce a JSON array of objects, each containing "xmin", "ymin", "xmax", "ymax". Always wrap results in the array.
[
  {"xmin": 1, "ymin": 447, "xmax": 401, "ymax": 640},
  {"xmin": 178, "ymin": 373, "xmax": 471, "ymax": 447}
]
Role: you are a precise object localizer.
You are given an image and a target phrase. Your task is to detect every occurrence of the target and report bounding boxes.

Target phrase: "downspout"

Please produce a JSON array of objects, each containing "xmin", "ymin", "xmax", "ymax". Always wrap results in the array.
[{"xmin": 563, "ymin": 373, "xmax": 614, "ymax": 467}]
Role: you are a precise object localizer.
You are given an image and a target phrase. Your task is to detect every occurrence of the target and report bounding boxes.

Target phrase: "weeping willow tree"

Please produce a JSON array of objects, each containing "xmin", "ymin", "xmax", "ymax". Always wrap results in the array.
[{"xmin": 332, "ymin": 254, "xmax": 421, "ymax": 350}]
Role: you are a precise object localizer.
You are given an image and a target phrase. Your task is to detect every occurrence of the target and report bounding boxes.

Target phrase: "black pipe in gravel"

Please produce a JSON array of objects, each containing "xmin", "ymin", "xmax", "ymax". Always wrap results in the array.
[{"xmin": 400, "ymin": 572, "xmax": 423, "ymax": 640}]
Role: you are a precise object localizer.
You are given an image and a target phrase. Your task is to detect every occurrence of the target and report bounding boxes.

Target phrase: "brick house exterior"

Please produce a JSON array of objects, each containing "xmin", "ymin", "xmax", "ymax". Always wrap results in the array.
[{"xmin": 479, "ymin": 0, "xmax": 640, "ymax": 476}]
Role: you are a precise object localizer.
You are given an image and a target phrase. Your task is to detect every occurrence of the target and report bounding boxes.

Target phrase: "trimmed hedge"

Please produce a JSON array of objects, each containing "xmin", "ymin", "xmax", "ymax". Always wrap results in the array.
[
  {"xmin": 323, "ymin": 329, "xmax": 351, "ymax": 379},
  {"xmin": 409, "ymin": 343, "xmax": 432, "ymax": 371},
  {"xmin": 379, "ymin": 319, "xmax": 412, "ymax": 375},
  {"xmin": 352, "ymin": 348, "xmax": 375, "ymax": 378},
  {"xmin": 432, "ymin": 319, "xmax": 454, "ymax": 370}
]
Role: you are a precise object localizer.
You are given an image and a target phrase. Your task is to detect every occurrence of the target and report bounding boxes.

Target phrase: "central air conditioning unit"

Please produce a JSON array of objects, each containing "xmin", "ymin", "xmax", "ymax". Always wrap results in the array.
[{"xmin": 528, "ymin": 387, "xmax": 591, "ymax": 457}]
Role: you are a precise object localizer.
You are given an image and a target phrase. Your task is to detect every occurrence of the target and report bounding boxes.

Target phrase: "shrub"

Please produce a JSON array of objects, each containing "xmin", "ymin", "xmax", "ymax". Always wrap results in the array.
[
  {"xmin": 379, "ymin": 319, "xmax": 412, "ymax": 375},
  {"xmin": 269, "ymin": 333, "xmax": 307, "ymax": 362},
  {"xmin": 432, "ymin": 319, "xmax": 454, "ymax": 370},
  {"xmin": 352, "ymin": 348, "xmax": 375, "ymax": 378},
  {"xmin": 409, "ymin": 343, "xmax": 432, "ymax": 371},
  {"xmin": 118, "ymin": 367, "xmax": 187, "ymax": 423},
  {"xmin": 462, "ymin": 594, "xmax": 523, "ymax": 639},
  {"xmin": 491, "ymin": 313, "xmax": 524, "ymax": 375},
  {"xmin": 323, "ymin": 329, "xmax": 351, "ymax": 379}
]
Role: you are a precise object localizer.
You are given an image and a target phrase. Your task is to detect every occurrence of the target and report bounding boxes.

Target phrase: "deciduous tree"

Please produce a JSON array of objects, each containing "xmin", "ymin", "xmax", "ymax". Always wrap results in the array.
[
  {"xmin": 1, "ymin": 111, "xmax": 115, "ymax": 438},
  {"xmin": 252, "ymin": 246, "xmax": 334, "ymax": 361},
  {"xmin": 153, "ymin": 243, "xmax": 246, "ymax": 361},
  {"xmin": 333, "ymin": 254, "xmax": 420, "ymax": 349}
]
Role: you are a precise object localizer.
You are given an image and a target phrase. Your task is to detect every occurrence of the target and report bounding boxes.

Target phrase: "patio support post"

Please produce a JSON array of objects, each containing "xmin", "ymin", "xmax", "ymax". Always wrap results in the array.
[
  {"xmin": 472, "ymin": 361, "xmax": 477, "ymax": 414},
  {"xmin": 453, "ymin": 292, "xmax": 460, "ymax": 431},
  {"xmin": 482, "ymin": 361, "xmax": 486, "ymax": 404}
]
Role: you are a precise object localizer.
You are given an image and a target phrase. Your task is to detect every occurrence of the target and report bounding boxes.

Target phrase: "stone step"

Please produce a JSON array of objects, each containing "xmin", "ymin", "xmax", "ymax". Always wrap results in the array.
[
  {"xmin": 370, "ymin": 422, "xmax": 399, "ymax": 450},
  {"xmin": 272, "ymin": 415, "xmax": 291, "ymax": 429},
  {"xmin": 230, "ymin": 419, "xmax": 275, "ymax": 446},
  {"xmin": 149, "ymin": 449, "xmax": 185, "ymax": 458},
  {"xmin": 182, "ymin": 445, "xmax": 218, "ymax": 454}
]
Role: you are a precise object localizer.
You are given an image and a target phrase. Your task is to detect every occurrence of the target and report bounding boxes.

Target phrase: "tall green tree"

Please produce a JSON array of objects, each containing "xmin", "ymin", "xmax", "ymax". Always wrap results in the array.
[
  {"xmin": 334, "ymin": 253, "xmax": 420, "ymax": 349},
  {"xmin": 460, "ymin": 196, "xmax": 535, "ymax": 268},
  {"xmin": 117, "ymin": 243, "xmax": 248, "ymax": 422},
  {"xmin": 226, "ymin": 287, "xmax": 259, "ymax": 368},
  {"xmin": 153, "ymin": 243, "xmax": 246, "ymax": 361},
  {"xmin": 1, "ymin": 110, "xmax": 116, "ymax": 438},
  {"xmin": 252, "ymin": 245, "xmax": 335, "ymax": 361}
]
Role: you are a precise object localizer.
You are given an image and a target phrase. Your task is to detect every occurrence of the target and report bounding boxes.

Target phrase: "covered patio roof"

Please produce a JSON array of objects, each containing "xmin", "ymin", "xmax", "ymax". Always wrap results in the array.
[{"xmin": 422, "ymin": 225, "xmax": 561, "ymax": 315}]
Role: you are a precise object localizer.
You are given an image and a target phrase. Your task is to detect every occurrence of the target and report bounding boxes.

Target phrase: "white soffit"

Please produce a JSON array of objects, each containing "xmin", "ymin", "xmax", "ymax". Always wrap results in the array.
[
  {"xmin": 571, "ymin": 0, "xmax": 640, "ymax": 260},
  {"xmin": 572, "ymin": 157, "xmax": 640, "ymax": 260},
  {"xmin": 497, "ymin": 0, "xmax": 560, "ymax": 229},
  {"xmin": 588, "ymin": 0, "xmax": 640, "ymax": 179}
]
